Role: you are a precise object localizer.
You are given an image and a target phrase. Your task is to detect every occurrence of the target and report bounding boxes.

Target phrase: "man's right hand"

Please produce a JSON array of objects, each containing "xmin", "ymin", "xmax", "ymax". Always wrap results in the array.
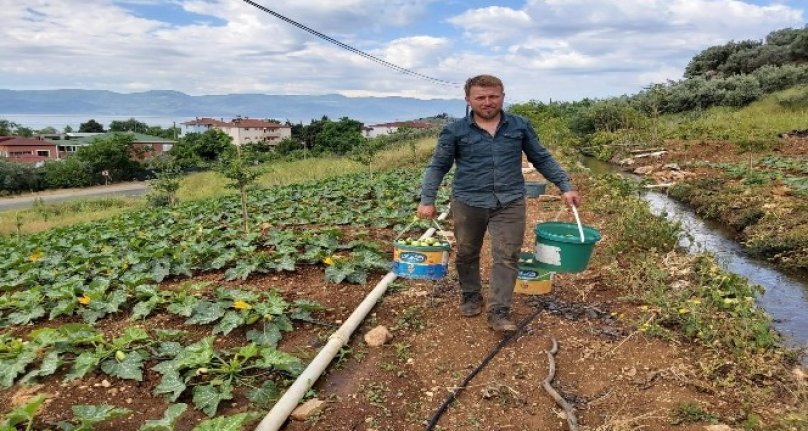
[{"xmin": 417, "ymin": 203, "xmax": 437, "ymax": 219}]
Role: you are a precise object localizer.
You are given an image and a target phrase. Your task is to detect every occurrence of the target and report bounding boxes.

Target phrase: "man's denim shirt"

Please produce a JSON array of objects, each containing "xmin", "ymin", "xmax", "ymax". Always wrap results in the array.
[{"xmin": 420, "ymin": 112, "xmax": 573, "ymax": 209}]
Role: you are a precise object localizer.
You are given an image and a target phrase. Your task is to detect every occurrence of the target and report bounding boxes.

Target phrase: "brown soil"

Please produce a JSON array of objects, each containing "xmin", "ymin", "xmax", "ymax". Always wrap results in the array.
[{"xmin": 6, "ymin": 173, "xmax": 799, "ymax": 431}]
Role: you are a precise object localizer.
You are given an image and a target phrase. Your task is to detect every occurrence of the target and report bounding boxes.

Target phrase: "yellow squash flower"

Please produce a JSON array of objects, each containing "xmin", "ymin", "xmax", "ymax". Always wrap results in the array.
[
  {"xmin": 233, "ymin": 300, "xmax": 252, "ymax": 310},
  {"xmin": 28, "ymin": 250, "xmax": 44, "ymax": 262},
  {"xmin": 78, "ymin": 295, "xmax": 92, "ymax": 305}
]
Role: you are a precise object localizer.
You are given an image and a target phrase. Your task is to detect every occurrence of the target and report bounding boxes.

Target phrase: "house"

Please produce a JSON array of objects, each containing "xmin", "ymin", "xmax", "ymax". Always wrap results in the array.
[
  {"xmin": 363, "ymin": 121, "xmax": 434, "ymax": 138},
  {"xmin": 0, "ymin": 136, "xmax": 59, "ymax": 163},
  {"xmin": 181, "ymin": 117, "xmax": 291, "ymax": 146},
  {"xmin": 67, "ymin": 132, "xmax": 175, "ymax": 159}
]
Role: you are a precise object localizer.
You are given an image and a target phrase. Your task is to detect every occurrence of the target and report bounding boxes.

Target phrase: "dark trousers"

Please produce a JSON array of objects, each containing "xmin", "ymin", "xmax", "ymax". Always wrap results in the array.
[{"xmin": 452, "ymin": 198, "xmax": 526, "ymax": 312}]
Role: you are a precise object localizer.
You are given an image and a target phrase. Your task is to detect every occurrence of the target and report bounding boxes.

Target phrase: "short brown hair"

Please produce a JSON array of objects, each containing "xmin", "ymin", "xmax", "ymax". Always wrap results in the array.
[{"xmin": 464, "ymin": 75, "xmax": 504, "ymax": 96}]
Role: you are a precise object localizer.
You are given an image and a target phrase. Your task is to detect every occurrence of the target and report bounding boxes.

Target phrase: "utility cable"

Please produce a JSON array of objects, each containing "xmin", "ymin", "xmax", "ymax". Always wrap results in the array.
[
  {"xmin": 424, "ymin": 306, "xmax": 543, "ymax": 430},
  {"xmin": 239, "ymin": 0, "xmax": 460, "ymax": 87}
]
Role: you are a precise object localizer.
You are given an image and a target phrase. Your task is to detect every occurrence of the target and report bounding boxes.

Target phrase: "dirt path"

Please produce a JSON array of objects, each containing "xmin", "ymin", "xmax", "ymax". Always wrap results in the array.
[{"xmin": 0, "ymin": 181, "xmax": 148, "ymax": 211}]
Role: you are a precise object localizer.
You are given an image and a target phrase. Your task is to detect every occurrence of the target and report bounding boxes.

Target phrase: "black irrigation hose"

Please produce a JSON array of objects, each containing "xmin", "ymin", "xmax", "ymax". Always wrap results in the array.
[{"xmin": 424, "ymin": 307, "xmax": 543, "ymax": 430}]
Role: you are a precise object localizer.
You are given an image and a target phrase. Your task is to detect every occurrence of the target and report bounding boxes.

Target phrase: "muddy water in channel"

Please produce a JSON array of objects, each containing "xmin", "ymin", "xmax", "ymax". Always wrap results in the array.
[{"xmin": 581, "ymin": 157, "xmax": 808, "ymax": 350}]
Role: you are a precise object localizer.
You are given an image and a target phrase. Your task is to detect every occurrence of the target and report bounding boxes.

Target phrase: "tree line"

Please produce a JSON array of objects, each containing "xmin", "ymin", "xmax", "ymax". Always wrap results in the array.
[{"xmin": 0, "ymin": 115, "xmax": 441, "ymax": 196}]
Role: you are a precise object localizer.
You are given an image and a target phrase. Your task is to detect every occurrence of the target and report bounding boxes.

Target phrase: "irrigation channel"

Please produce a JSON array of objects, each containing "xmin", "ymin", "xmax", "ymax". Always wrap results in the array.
[{"xmin": 581, "ymin": 157, "xmax": 808, "ymax": 352}]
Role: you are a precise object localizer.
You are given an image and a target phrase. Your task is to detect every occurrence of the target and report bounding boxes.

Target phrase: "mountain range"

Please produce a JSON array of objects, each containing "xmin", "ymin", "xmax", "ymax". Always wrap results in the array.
[{"xmin": 0, "ymin": 89, "xmax": 466, "ymax": 124}]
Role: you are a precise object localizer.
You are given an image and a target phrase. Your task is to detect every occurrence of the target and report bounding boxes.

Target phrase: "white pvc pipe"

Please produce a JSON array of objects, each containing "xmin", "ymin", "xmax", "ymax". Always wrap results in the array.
[{"xmin": 254, "ymin": 209, "xmax": 450, "ymax": 431}]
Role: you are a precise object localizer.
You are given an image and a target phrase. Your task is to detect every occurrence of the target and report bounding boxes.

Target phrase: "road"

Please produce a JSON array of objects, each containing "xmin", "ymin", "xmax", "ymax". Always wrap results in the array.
[{"xmin": 0, "ymin": 182, "xmax": 149, "ymax": 211}]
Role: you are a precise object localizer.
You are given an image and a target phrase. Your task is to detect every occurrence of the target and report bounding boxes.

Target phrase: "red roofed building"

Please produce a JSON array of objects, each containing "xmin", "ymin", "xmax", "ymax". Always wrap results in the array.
[
  {"xmin": 181, "ymin": 117, "xmax": 291, "ymax": 146},
  {"xmin": 363, "ymin": 121, "xmax": 435, "ymax": 138},
  {"xmin": 0, "ymin": 136, "xmax": 59, "ymax": 164}
]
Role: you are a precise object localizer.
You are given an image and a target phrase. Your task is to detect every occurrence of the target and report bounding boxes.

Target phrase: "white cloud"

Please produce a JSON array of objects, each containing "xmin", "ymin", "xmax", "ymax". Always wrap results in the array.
[{"xmin": 0, "ymin": 0, "xmax": 804, "ymax": 103}]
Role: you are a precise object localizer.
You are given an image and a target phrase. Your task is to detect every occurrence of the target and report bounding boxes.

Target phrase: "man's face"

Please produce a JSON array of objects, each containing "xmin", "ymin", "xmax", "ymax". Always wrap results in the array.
[{"xmin": 466, "ymin": 85, "xmax": 504, "ymax": 121}]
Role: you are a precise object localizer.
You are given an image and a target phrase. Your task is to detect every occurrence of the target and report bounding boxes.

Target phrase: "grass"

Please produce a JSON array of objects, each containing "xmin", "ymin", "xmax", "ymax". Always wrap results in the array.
[
  {"xmin": 0, "ymin": 137, "xmax": 437, "ymax": 236},
  {"xmin": 0, "ymin": 196, "xmax": 141, "ymax": 236},
  {"xmin": 662, "ymin": 85, "xmax": 808, "ymax": 144}
]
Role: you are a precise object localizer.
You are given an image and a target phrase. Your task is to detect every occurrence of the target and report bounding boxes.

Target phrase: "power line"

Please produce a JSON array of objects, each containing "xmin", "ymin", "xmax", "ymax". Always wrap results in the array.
[{"xmin": 239, "ymin": 0, "xmax": 461, "ymax": 87}]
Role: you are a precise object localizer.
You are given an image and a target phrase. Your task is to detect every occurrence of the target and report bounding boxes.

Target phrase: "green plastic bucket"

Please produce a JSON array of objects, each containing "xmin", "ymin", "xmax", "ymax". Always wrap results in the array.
[
  {"xmin": 533, "ymin": 221, "xmax": 601, "ymax": 273},
  {"xmin": 525, "ymin": 181, "xmax": 546, "ymax": 198}
]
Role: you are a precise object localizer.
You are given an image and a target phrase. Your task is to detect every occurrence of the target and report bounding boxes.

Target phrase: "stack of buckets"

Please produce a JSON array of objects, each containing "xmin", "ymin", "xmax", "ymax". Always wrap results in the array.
[{"xmin": 516, "ymin": 217, "xmax": 602, "ymax": 294}]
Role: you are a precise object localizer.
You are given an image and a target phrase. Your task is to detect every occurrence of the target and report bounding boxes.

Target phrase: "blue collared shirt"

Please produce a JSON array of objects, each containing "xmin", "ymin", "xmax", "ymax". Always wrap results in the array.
[{"xmin": 420, "ymin": 111, "xmax": 573, "ymax": 209}]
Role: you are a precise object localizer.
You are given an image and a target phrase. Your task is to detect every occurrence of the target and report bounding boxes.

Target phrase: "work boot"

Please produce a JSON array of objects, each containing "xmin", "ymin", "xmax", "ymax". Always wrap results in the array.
[
  {"xmin": 488, "ymin": 308, "xmax": 517, "ymax": 332},
  {"xmin": 459, "ymin": 292, "xmax": 483, "ymax": 317}
]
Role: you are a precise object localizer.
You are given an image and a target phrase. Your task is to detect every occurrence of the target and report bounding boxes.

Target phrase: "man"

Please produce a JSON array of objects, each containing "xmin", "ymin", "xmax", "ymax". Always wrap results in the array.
[{"xmin": 417, "ymin": 74, "xmax": 581, "ymax": 332}]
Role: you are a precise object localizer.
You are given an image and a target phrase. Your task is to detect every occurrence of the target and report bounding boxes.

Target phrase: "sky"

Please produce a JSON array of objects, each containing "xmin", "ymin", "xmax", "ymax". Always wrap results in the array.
[{"xmin": 1, "ymin": 0, "xmax": 805, "ymax": 103}]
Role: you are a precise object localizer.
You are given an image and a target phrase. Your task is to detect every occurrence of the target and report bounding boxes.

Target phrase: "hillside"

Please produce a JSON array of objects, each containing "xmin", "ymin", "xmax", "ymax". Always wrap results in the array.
[{"xmin": 0, "ymin": 89, "xmax": 465, "ymax": 124}]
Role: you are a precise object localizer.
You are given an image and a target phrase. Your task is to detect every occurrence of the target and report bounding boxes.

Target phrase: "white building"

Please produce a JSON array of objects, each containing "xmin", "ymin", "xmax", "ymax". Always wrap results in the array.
[
  {"xmin": 181, "ymin": 117, "xmax": 291, "ymax": 146},
  {"xmin": 362, "ymin": 121, "xmax": 434, "ymax": 138}
]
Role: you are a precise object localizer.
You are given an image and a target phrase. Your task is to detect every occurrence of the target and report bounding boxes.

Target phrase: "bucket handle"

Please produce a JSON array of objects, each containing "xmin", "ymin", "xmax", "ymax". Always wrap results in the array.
[
  {"xmin": 570, "ymin": 205, "xmax": 585, "ymax": 243},
  {"xmin": 551, "ymin": 205, "xmax": 586, "ymax": 243},
  {"xmin": 395, "ymin": 217, "xmax": 449, "ymax": 242}
]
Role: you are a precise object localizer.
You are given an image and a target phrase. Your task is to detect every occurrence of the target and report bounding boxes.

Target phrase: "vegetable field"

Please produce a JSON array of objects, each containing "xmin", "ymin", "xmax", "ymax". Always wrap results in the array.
[{"xmin": 0, "ymin": 168, "xmax": 449, "ymax": 430}]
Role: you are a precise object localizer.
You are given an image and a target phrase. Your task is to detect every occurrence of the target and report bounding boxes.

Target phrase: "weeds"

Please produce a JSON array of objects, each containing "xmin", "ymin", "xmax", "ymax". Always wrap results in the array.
[{"xmin": 669, "ymin": 401, "xmax": 719, "ymax": 425}]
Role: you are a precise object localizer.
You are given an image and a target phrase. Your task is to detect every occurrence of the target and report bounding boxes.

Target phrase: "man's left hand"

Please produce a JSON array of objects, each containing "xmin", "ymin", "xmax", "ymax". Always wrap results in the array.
[{"xmin": 562, "ymin": 191, "xmax": 581, "ymax": 208}]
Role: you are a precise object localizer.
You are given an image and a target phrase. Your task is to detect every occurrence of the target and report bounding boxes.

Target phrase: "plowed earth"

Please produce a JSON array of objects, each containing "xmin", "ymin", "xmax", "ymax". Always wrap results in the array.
[{"xmin": 5, "ymin": 167, "xmax": 798, "ymax": 431}]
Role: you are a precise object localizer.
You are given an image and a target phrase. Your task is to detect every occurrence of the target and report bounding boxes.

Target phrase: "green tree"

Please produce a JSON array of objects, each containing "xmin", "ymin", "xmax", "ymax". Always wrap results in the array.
[
  {"xmin": 0, "ymin": 119, "xmax": 19, "ymax": 135},
  {"xmin": 349, "ymin": 138, "xmax": 385, "ymax": 181},
  {"xmin": 217, "ymin": 149, "xmax": 263, "ymax": 233},
  {"xmin": 38, "ymin": 126, "xmax": 58, "ymax": 135},
  {"xmin": 63, "ymin": 125, "xmax": 74, "ymax": 133},
  {"xmin": 14, "ymin": 127, "xmax": 34, "ymax": 137},
  {"xmin": 314, "ymin": 117, "xmax": 364, "ymax": 155},
  {"xmin": 300, "ymin": 116, "xmax": 330, "ymax": 154},
  {"xmin": 0, "ymin": 159, "xmax": 42, "ymax": 194},
  {"xmin": 684, "ymin": 40, "xmax": 761, "ymax": 79},
  {"xmin": 75, "ymin": 134, "xmax": 143, "ymax": 183},
  {"xmin": 766, "ymin": 27, "xmax": 803, "ymax": 46},
  {"xmin": 79, "ymin": 119, "xmax": 105, "ymax": 133},
  {"xmin": 169, "ymin": 129, "xmax": 233, "ymax": 169},
  {"xmin": 147, "ymin": 156, "xmax": 182, "ymax": 206},
  {"xmin": 275, "ymin": 137, "xmax": 303, "ymax": 155},
  {"xmin": 109, "ymin": 118, "xmax": 148, "ymax": 133},
  {"xmin": 42, "ymin": 157, "xmax": 93, "ymax": 188}
]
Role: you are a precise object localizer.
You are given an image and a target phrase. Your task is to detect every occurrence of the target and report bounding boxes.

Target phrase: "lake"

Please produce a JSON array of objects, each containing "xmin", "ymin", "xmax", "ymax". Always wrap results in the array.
[{"xmin": 0, "ymin": 113, "xmax": 191, "ymax": 130}]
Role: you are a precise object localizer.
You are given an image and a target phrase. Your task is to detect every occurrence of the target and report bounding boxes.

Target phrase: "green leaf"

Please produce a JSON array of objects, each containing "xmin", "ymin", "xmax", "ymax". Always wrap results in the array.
[
  {"xmin": 67, "ymin": 404, "xmax": 131, "ymax": 431},
  {"xmin": 0, "ymin": 346, "xmax": 37, "ymax": 388},
  {"xmin": 246, "ymin": 322, "xmax": 282, "ymax": 348},
  {"xmin": 185, "ymin": 301, "xmax": 226, "ymax": 325},
  {"xmin": 21, "ymin": 350, "xmax": 61, "ymax": 384},
  {"xmin": 65, "ymin": 351, "xmax": 101, "ymax": 381},
  {"xmin": 29, "ymin": 327, "xmax": 65, "ymax": 347},
  {"xmin": 166, "ymin": 295, "xmax": 198, "ymax": 317},
  {"xmin": 252, "ymin": 291, "xmax": 287, "ymax": 316},
  {"xmin": 273, "ymin": 314, "xmax": 294, "ymax": 332},
  {"xmin": 190, "ymin": 412, "xmax": 261, "ymax": 431},
  {"xmin": 138, "ymin": 403, "xmax": 187, "ymax": 431},
  {"xmin": 132, "ymin": 297, "xmax": 160, "ymax": 320},
  {"xmin": 247, "ymin": 380, "xmax": 279, "ymax": 407},
  {"xmin": 153, "ymin": 369, "xmax": 186, "ymax": 402},
  {"xmin": 0, "ymin": 393, "xmax": 46, "ymax": 428},
  {"xmin": 257, "ymin": 346, "xmax": 304, "ymax": 376},
  {"xmin": 325, "ymin": 264, "xmax": 354, "ymax": 284},
  {"xmin": 49, "ymin": 299, "xmax": 77, "ymax": 320},
  {"xmin": 112, "ymin": 327, "xmax": 151, "ymax": 348},
  {"xmin": 100, "ymin": 350, "xmax": 147, "ymax": 381},
  {"xmin": 192, "ymin": 382, "xmax": 233, "ymax": 417},
  {"xmin": 224, "ymin": 260, "xmax": 259, "ymax": 281},
  {"xmin": 6, "ymin": 306, "xmax": 46, "ymax": 325},
  {"xmin": 153, "ymin": 329, "xmax": 188, "ymax": 341},
  {"xmin": 155, "ymin": 342, "xmax": 184, "ymax": 358},
  {"xmin": 151, "ymin": 259, "xmax": 171, "ymax": 282},
  {"xmin": 59, "ymin": 323, "xmax": 102, "ymax": 344},
  {"xmin": 213, "ymin": 311, "xmax": 245, "ymax": 335}
]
